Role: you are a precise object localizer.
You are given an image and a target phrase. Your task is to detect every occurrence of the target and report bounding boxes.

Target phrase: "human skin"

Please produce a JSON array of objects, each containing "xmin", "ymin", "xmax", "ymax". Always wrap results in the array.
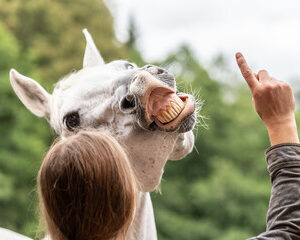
[{"xmin": 236, "ymin": 52, "xmax": 299, "ymax": 146}]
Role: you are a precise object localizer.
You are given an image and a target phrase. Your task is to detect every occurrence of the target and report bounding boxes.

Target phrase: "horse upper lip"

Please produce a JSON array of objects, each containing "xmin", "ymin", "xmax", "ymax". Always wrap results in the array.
[{"xmin": 144, "ymin": 86, "xmax": 176, "ymax": 123}]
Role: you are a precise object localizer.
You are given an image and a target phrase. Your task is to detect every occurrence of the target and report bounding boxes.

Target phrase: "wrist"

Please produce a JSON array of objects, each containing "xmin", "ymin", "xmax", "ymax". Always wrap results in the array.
[{"xmin": 267, "ymin": 118, "xmax": 299, "ymax": 146}]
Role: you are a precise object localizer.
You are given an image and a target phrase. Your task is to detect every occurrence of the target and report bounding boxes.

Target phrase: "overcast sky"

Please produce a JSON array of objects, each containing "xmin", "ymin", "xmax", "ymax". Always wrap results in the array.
[{"xmin": 105, "ymin": 0, "xmax": 300, "ymax": 82}]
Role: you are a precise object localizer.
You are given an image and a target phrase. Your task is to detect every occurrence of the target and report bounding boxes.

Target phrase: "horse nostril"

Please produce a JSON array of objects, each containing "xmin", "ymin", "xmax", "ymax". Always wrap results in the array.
[
  {"xmin": 122, "ymin": 98, "xmax": 135, "ymax": 109},
  {"xmin": 143, "ymin": 65, "xmax": 165, "ymax": 75},
  {"xmin": 157, "ymin": 68, "xmax": 164, "ymax": 75},
  {"xmin": 120, "ymin": 94, "xmax": 136, "ymax": 113}
]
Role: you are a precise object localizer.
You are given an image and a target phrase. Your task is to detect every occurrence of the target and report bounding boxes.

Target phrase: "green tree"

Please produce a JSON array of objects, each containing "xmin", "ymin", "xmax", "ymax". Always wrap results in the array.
[
  {"xmin": 0, "ymin": 22, "xmax": 51, "ymax": 237},
  {"xmin": 0, "ymin": 0, "xmax": 128, "ymax": 82}
]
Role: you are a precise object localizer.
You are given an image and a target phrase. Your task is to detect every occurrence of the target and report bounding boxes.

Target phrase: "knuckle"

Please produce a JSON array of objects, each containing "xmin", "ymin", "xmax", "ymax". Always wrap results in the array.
[
  {"xmin": 276, "ymin": 81, "xmax": 291, "ymax": 91},
  {"xmin": 237, "ymin": 58, "xmax": 244, "ymax": 65},
  {"xmin": 282, "ymin": 82, "xmax": 291, "ymax": 89},
  {"xmin": 264, "ymin": 83, "xmax": 274, "ymax": 91},
  {"xmin": 258, "ymin": 69, "xmax": 267, "ymax": 75},
  {"xmin": 242, "ymin": 69, "xmax": 252, "ymax": 79}
]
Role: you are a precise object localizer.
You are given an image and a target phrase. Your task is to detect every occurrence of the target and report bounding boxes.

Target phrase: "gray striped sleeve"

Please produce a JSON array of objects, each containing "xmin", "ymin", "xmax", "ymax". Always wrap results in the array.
[{"xmin": 248, "ymin": 143, "xmax": 300, "ymax": 240}]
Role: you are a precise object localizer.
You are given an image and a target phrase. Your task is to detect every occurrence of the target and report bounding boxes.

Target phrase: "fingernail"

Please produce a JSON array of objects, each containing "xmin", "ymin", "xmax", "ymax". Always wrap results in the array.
[{"xmin": 236, "ymin": 52, "xmax": 242, "ymax": 58}]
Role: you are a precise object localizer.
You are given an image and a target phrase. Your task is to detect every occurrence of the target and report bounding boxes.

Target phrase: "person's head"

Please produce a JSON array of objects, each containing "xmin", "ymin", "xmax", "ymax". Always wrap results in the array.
[{"xmin": 38, "ymin": 131, "xmax": 137, "ymax": 240}]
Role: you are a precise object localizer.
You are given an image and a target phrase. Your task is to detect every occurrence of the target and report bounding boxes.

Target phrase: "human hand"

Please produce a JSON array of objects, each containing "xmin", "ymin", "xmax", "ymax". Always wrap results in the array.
[{"xmin": 236, "ymin": 52, "xmax": 299, "ymax": 146}]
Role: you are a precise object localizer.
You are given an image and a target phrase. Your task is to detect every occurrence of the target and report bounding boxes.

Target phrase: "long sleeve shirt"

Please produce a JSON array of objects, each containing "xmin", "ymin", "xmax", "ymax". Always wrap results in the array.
[{"xmin": 249, "ymin": 143, "xmax": 300, "ymax": 240}]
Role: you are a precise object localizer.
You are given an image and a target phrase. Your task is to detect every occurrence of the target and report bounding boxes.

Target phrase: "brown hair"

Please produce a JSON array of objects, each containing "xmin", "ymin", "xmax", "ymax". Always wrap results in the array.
[{"xmin": 38, "ymin": 131, "xmax": 137, "ymax": 240}]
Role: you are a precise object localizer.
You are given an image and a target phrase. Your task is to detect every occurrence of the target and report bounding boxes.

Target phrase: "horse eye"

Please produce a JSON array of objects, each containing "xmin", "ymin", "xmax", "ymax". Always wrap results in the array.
[{"xmin": 63, "ymin": 112, "xmax": 80, "ymax": 131}]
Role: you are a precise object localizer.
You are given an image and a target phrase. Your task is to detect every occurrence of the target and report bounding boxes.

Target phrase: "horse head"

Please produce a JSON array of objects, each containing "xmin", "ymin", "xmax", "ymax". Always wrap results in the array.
[{"xmin": 10, "ymin": 29, "xmax": 197, "ymax": 192}]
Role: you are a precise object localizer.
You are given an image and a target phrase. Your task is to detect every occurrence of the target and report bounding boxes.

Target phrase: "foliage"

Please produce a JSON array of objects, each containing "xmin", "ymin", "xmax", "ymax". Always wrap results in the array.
[
  {"xmin": 0, "ymin": 0, "xmax": 128, "ymax": 82},
  {"xmin": 0, "ymin": 22, "xmax": 51, "ymax": 237},
  {"xmin": 0, "ymin": 1, "xmax": 299, "ymax": 240}
]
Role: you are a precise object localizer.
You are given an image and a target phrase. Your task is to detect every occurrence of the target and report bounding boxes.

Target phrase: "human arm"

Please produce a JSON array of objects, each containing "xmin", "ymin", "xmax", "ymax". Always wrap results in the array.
[
  {"xmin": 247, "ymin": 144, "xmax": 300, "ymax": 240},
  {"xmin": 236, "ymin": 52, "xmax": 300, "ymax": 239}
]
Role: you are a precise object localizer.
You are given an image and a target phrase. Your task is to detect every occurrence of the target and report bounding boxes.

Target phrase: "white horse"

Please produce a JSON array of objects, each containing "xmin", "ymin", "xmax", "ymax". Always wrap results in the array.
[{"xmin": 5, "ymin": 29, "xmax": 197, "ymax": 240}]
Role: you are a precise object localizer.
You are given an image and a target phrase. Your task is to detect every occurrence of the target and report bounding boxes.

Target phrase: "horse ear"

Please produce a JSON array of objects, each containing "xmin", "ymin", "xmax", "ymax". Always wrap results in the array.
[
  {"xmin": 82, "ymin": 28, "xmax": 105, "ymax": 68},
  {"xmin": 9, "ymin": 69, "xmax": 51, "ymax": 118}
]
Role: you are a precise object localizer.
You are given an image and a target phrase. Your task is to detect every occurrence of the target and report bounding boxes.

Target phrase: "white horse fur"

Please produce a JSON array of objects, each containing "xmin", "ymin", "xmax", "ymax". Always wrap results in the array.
[{"xmin": 5, "ymin": 29, "xmax": 197, "ymax": 240}]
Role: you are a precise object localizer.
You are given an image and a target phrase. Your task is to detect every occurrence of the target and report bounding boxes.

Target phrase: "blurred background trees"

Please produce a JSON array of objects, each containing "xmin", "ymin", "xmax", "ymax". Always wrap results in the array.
[
  {"xmin": 0, "ymin": 1, "xmax": 297, "ymax": 239},
  {"xmin": 0, "ymin": 0, "xmax": 128, "ymax": 81}
]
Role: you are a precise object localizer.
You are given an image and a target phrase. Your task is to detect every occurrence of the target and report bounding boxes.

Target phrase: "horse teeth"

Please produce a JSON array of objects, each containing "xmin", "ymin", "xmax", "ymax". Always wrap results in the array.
[
  {"xmin": 171, "ymin": 102, "xmax": 182, "ymax": 114},
  {"xmin": 155, "ymin": 95, "xmax": 185, "ymax": 124},
  {"xmin": 166, "ymin": 105, "xmax": 177, "ymax": 118},
  {"xmin": 157, "ymin": 115, "xmax": 167, "ymax": 123},
  {"xmin": 161, "ymin": 110, "xmax": 172, "ymax": 122},
  {"xmin": 175, "ymin": 97, "xmax": 184, "ymax": 108}
]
